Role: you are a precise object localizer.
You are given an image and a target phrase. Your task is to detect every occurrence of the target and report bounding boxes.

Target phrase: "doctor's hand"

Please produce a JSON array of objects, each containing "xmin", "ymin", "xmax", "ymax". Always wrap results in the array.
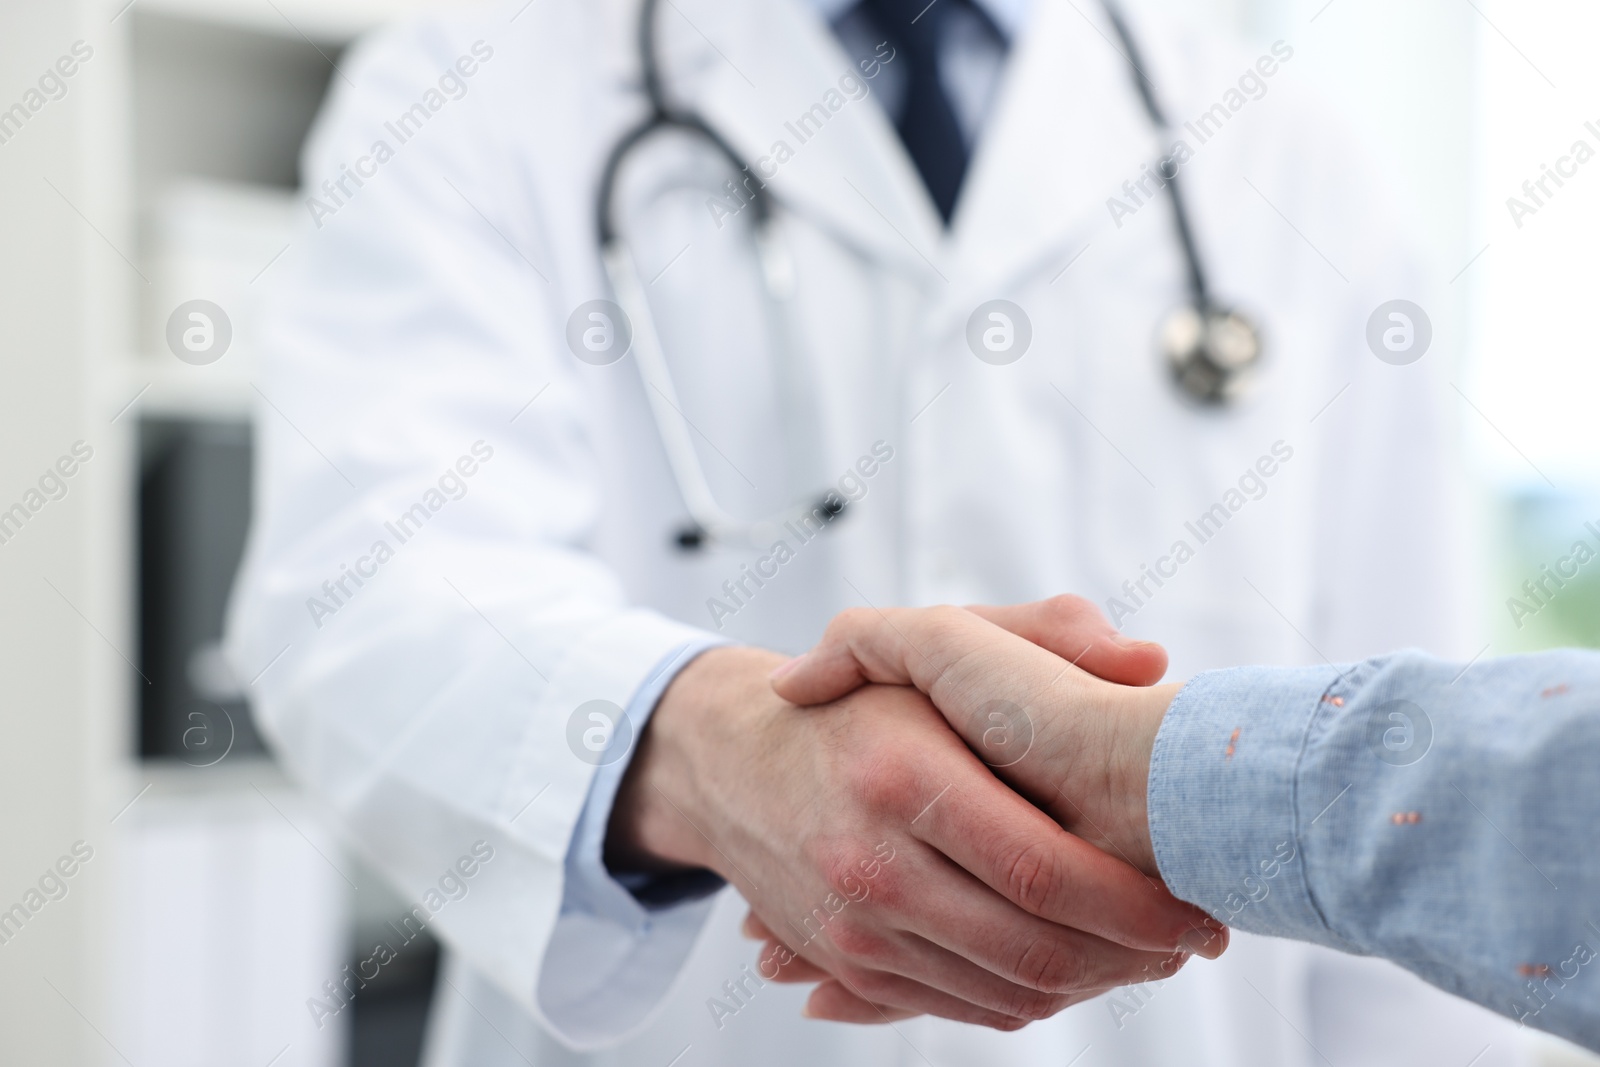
[
  {"xmin": 770, "ymin": 596, "xmax": 1189, "ymax": 883},
  {"xmin": 606, "ymin": 643, "xmax": 1218, "ymax": 1030}
]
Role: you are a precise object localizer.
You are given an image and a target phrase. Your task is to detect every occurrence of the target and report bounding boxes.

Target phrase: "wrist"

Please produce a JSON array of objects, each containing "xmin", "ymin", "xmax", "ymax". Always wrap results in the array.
[
  {"xmin": 604, "ymin": 645, "xmax": 785, "ymax": 876},
  {"xmin": 1102, "ymin": 681, "xmax": 1180, "ymax": 877},
  {"xmin": 1032, "ymin": 677, "xmax": 1175, "ymax": 879}
]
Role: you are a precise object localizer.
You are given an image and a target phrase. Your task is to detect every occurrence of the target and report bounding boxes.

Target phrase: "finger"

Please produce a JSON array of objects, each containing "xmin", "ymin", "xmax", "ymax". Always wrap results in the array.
[
  {"xmin": 966, "ymin": 596, "xmax": 1167, "ymax": 686},
  {"xmin": 883, "ymin": 922, "xmax": 1177, "ymax": 1019},
  {"xmin": 802, "ymin": 980, "xmax": 920, "ymax": 1024},
  {"xmin": 770, "ymin": 598, "xmax": 1163, "ymax": 706},
  {"xmin": 913, "ymin": 769, "xmax": 1219, "ymax": 953},
  {"xmin": 824, "ymin": 834, "xmax": 1198, "ymax": 1010},
  {"xmin": 903, "ymin": 895, "xmax": 1194, "ymax": 996},
  {"xmin": 755, "ymin": 871, "xmax": 1050, "ymax": 1029},
  {"xmin": 744, "ymin": 911, "xmax": 847, "ymax": 982},
  {"xmin": 786, "ymin": 845, "xmax": 1143, "ymax": 1027},
  {"xmin": 757, "ymin": 939, "xmax": 832, "ymax": 983},
  {"xmin": 770, "ymin": 607, "xmax": 1166, "ymax": 841},
  {"xmin": 806, "ymin": 970, "xmax": 1109, "ymax": 1030},
  {"xmin": 769, "ymin": 604, "xmax": 1077, "ymax": 712},
  {"xmin": 876, "ymin": 842, "xmax": 1200, "ymax": 996},
  {"xmin": 807, "ymin": 966, "xmax": 1034, "ymax": 1030},
  {"xmin": 817, "ymin": 888, "xmax": 1110, "ymax": 1018}
]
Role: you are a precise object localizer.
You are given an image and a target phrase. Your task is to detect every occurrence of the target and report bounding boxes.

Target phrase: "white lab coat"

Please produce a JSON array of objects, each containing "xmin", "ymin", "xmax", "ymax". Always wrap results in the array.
[{"xmin": 226, "ymin": 0, "xmax": 1526, "ymax": 1064}]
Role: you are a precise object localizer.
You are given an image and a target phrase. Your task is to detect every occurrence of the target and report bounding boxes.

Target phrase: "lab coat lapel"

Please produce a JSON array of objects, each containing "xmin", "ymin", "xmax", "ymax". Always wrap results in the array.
[
  {"xmin": 665, "ymin": 0, "xmax": 949, "ymax": 284},
  {"xmin": 939, "ymin": 0, "xmax": 1160, "ymax": 323}
]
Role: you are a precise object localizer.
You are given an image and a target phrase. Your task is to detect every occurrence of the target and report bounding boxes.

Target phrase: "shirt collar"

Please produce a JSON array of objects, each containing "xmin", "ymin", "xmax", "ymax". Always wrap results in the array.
[{"xmin": 806, "ymin": 0, "xmax": 1033, "ymax": 41}]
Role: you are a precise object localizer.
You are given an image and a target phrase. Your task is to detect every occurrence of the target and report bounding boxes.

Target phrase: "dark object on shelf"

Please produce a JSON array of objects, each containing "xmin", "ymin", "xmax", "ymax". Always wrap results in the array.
[
  {"xmin": 349, "ymin": 934, "xmax": 440, "ymax": 1067},
  {"xmin": 138, "ymin": 417, "xmax": 265, "ymax": 763}
]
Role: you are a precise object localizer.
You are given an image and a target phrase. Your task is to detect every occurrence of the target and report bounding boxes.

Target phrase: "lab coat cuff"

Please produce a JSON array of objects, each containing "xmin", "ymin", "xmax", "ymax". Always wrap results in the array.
[
  {"xmin": 1148, "ymin": 664, "xmax": 1353, "ymax": 947},
  {"xmin": 508, "ymin": 607, "xmax": 723, "ymax": 1049},
  {"xmin": 527, "ymin": 612, "xmax": 731, "ymax": 1048}
]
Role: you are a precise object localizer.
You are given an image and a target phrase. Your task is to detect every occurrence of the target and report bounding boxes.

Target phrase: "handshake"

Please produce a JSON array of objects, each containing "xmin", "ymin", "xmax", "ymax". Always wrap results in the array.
[{"xmin": 606, "ymin": 596, "xmax": 1228, "ymax": 1030}]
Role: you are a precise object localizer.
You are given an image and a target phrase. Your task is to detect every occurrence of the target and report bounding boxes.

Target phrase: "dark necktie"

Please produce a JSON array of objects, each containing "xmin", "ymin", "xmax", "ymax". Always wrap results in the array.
[{"xmin": 857, "ymin": 0, "xmax": 978, "ymax": 224}]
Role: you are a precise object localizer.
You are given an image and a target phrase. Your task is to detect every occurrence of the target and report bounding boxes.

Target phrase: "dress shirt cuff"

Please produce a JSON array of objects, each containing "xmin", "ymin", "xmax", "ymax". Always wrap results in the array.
[
  {"xmin": 1147, "ymin": 664, "xmax": 1359, "ymax": 952},
  {"xmin": 561, "ymin": 635, "xmax": 731, "ymax": 925}
]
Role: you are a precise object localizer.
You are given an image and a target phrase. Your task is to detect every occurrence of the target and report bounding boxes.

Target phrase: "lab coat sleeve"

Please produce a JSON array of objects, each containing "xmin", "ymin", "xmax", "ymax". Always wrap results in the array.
[
  {"xmin": 223, "ymin": 18, "xmax": 722, "ymax": 1050},
  {"xmin": 1148, "ymin": 650, "xmax": 1600, "ymax": 1052}
]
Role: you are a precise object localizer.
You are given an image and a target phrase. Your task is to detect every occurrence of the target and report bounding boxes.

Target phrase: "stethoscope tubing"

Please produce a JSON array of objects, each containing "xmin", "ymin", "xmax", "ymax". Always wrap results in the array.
[
  {"xmin": 1098, "ymin": 0, "xmax": 1212, "ymax": 311},
  {"xmin": 595, "ymin": 0, "xmax": 1258, "ymax": 547}
]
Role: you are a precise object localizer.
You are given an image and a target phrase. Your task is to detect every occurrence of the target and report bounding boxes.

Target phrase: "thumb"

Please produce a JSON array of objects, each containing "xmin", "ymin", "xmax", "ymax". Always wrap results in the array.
[
  {"xmin": 966, "ymin": 596, "xmax": 1168, "ymax": 687},
  {"xmin": 770, "ymin": 597, "xmax": 1164, "ymax": 709}
]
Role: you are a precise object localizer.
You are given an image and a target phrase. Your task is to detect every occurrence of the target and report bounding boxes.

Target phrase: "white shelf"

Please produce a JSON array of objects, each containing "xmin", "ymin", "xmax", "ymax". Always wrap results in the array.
[
  {"xmin": 108, "ymin": 352, "xmax": 256, "ymax": 422},
  {"xmin": 127, "ymin": 0, "xmax": 483, "ymax": 42}
]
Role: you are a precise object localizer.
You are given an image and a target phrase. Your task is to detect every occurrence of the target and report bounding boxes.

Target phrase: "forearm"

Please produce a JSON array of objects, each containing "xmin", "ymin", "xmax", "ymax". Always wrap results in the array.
[
  {"xmin": 1043, "ymin": 680, "xmax": 1177, "ymax": 878},
  {"xmin": 1148, "ymin": 649, "xmax": 1600, "ymax": 1050}
]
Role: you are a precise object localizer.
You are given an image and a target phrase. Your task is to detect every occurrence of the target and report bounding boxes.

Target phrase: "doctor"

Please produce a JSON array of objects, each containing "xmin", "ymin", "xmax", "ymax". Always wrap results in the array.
[{"xmin": 227, "ymin": 0, "xmax": 1525, "ymax": 1065}]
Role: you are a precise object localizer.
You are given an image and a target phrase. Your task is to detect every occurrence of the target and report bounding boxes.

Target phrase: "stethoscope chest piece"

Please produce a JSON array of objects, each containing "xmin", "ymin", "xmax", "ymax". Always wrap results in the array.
[{"xmin": 1161, "ymin": 304, "xmax": 1263, "ymax": 406}]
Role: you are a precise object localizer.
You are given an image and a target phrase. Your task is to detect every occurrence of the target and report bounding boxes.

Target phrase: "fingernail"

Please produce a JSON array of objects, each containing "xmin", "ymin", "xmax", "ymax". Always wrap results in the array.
[
  {"xmin": 1181, "ymin": 924, "xmax": 1229, "ymax": 960},
  {"xmin": 769, "ymin": 656, "xmax": 803, "ymax": 680},
  {"xmin": 740, "ymin": 915, "xmax": 760, "ymax": 940},
  {"xmin": 800, "ymin": 1001, "xmax": 818, "ymax": 1019}
]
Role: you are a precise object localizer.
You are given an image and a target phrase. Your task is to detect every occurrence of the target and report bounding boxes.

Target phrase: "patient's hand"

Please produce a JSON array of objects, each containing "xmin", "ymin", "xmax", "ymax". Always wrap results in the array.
[
  {"xmin": 773, "ymin": 597, "xmax": 1186, "ymax": 886},
  {"xmin": 756, "ymin": 597, "xmax": 1225, "ymax": 1023}
]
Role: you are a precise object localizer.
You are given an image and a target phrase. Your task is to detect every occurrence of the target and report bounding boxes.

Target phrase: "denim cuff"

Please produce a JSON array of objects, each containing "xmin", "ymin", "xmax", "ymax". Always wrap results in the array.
[{"xmin": 1148, "ymin": 663, "xmax": 1354, "ymax": 950}]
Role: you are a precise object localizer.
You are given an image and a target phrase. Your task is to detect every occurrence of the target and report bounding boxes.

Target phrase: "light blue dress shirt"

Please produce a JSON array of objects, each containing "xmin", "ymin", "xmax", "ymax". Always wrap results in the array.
[
  {"xmin": 1151, "ymin": 649, "xmax": 1600, "ymax": 1051},
  {"xmin": 822, "ymin": 0, "xmax": 1032, "ymax": 149},
  {"xmin": 560, "ymin": 635, "xmax": 730, "ymax": 923}
]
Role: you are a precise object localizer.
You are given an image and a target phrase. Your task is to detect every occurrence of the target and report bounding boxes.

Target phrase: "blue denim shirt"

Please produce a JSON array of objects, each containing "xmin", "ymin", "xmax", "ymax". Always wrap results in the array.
[{"xmin": 1150, "ymin": 650, "xmax": 1600, "ymax": 1051}]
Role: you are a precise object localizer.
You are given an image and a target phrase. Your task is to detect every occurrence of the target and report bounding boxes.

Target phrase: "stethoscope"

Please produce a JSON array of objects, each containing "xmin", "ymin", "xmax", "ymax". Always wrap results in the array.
[
  {"xmin": 1097, "ymin": 0, "xmax": 1265, "ymax": 406},
  {"xmin": 596, "ymin": 0, "xmax": 1263, "ymax": 552}
]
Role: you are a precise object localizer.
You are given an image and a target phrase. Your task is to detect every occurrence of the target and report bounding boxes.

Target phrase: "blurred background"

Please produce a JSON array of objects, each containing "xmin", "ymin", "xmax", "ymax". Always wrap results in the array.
[{"xmin": 0, "ymin": 0, "xmax": 1595, "ymax": 1063}]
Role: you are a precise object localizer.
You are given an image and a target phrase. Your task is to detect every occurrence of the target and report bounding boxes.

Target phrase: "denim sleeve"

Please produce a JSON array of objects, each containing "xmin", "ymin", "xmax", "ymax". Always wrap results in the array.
[
  {"xmin": 1149, "ymin": 649, "xmax": 1600, "ymax": 1052},
  {"xmin": 560, "ymin": 637, "xmax": 729, "ymax": 924}
]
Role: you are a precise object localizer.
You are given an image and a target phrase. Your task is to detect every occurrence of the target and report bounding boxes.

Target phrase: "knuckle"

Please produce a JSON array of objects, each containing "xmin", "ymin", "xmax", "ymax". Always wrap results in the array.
[
  {"xmin": 1012, "ymin": 936, "xmax": 1085, "ymax": 994},
  {"xmin": 826, "ymin": 920, "xmax": 891, "ymax": 965},
  {"xmin": 828, "ymin": 606, "xmax": 876, "ymax": 641},
  {"xmin": 852, "ymin": 753, "xmax": 918, "ymax": 816},
  {"xmin": 1000, "ymin": 837, "xmax": 1065, "ymax": 917},
  {"xmin": 1043, "ymin": 593, "xmax": 1100, "ymax": 627},
  {"xmin": 862, "ymin": 861, "xmax": 906, "ymax": 912},
  {"xmin": 921, "ymin": 606, "xmax": 1000, "ymax": 699},
  {"xmin": 816, "ymin": 844, "xmax": 866, "ymax": 899},
  {"xmin": 838, "ymin": 963, "xmax": 892, "ymax": 1000},
  {"xmin": 1003, "ymin": 985, "xmax": 1063, "ymax": 1022},
  {"xmin": 812, "ymin": 838, "xmax": 902, "ymax": 913},
  {"xmin": 925, "ymin": 605, "xmax": 977, "ymax": 660}
]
